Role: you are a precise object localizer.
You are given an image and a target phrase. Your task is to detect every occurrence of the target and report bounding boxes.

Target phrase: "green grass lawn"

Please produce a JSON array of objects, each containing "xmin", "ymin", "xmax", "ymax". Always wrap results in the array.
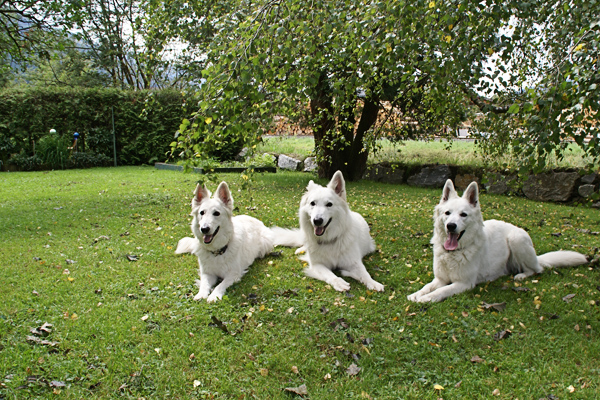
[{"xmin": 1, "ymin": 166, "xmax": 599, "ymax": 399}]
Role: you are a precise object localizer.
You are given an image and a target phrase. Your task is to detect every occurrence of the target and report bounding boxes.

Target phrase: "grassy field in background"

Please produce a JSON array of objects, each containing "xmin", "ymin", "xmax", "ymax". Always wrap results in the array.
[
  {"xmin": 258, "ymin": 136, "xmax": 596, "ymax": 170},
  {"xmin": 1, "ymin": 166, "xmax": 599, "ymax": 399}
]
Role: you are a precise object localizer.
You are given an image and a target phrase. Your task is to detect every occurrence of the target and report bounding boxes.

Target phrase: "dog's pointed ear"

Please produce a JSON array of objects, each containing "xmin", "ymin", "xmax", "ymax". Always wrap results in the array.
[
  {"xmin": 215, "ymin": 181, "xmax": 234, "ymax": 210},
  {"xmin": 463, "ymin": 181, "xmax": 479, "ymax": 207},
  {"xmin": 192, "ymin": 184, "xmax": 211, "ymax": 209},
  {"xmin": 440, "ymin": 179, "xmax": 458, "ymax": 203},
  {"xmin": 327, "ymin": 170, "xmax": 346, "ymax": 200},
  {"xmin": 306, "ymin": 180, "xmax": 317, "ymax": 190}
]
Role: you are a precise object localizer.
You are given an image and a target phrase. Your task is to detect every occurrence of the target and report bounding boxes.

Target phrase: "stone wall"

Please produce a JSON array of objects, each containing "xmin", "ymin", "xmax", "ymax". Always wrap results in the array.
[{"xmin": 364, "ymin": 163, "xmax": 600, "ymax": 207}]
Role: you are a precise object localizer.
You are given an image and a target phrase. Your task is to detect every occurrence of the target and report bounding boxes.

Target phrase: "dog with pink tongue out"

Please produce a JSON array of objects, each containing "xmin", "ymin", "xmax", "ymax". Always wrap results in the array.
[{"xmin": 407, "ymin": 179, "xmax": 588, "ymax": 303}]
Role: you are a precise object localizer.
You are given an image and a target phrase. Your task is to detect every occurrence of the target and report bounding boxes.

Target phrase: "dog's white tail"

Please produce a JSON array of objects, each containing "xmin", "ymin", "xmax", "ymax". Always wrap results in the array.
[
  {"xmin": 175, "ymin": 237, "xmax": 198, "ymax": 254},
  {"xmin": 538, "ymin": 251, "xmax": 588, "ymax": 268},
  {"xmin": 270, "ymin": 227, "xmax": 304, "ymax": 247}
]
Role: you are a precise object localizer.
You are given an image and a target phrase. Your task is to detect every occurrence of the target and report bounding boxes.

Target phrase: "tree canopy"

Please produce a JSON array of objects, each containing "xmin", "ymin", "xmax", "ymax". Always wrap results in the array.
[
  {"xmin": 170, "ymin": 0, "xmax": 600, "ymax": 178},
  {"xmin": 1, "ymin": 1, "xmax": 598, "ymax": 176}
]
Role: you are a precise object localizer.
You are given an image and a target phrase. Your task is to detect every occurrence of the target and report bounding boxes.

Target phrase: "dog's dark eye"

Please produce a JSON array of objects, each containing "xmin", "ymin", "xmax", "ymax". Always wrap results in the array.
[
  {"xmin": 326, "ymin": 202, "xmax": 333, "ymax": 207},
  {"xmin": 445, "ymin": 211, "xmax": 451, "ymax": 215},
  {"xmin": 310, "ymin": 201, "xmax": 315, "ymax": 206},
  {"xmin": 199, "ymin": 210, "xmax": 205, "ymax": 216},
  {"xmin": 213, "ymin": 211, "xmax": 220, "ymax": 216},
  {"xmin": 460, "ymin": 212, "xmax": 467, "ymax": 217}
]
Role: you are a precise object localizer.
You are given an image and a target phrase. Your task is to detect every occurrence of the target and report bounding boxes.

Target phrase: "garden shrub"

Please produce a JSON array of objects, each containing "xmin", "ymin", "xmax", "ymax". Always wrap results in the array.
[
  {"xmin": 0, "ymin": 86, "xmax": 249, "ymax": 171},
  {"xmin": 0, "ymin": 87, "xmax": 196, "ymax": 170}
]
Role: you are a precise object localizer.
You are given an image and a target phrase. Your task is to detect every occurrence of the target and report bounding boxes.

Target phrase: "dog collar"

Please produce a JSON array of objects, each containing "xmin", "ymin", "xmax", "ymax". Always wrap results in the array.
[{"xmin": 211, "ymin": 244, "xmax": 228, "ymax": 256}]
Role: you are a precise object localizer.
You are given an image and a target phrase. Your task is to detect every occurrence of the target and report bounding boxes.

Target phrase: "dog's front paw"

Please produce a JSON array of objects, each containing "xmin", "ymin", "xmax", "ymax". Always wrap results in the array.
[
  {"xmin": 416, "ymin": 292, "xmax": 445, "ymax": 303},
  {"xmin": 368, "ymin": 281, "xmax": 385, "ymax": 292},
  {"xmin": 193, "ymin": 291, "xmax": 209, "ymax": 301},
  {"xmin": 206, "ymin": 292, "xmax": 223, "ymax": 303},
  {"xmin": 407, "ymin": 292, "xmax": 421, "ymax": 302},
  {"xmin": 514, "ymin": 273, "xmax": 527, "ymax": 281},
  {"xmin": 331, "ymin": 277, "xmax": 351, "ymax": 292},
  {"xmin": 294, "ymin": 246, "xmax": 307, "ymax": 255}
]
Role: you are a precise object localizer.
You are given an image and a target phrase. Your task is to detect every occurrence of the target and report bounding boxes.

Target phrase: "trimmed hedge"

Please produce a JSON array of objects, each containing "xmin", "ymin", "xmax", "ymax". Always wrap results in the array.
[{"xmin": 0, "ymin": 87, "xmax": 187, "ymax": 170}]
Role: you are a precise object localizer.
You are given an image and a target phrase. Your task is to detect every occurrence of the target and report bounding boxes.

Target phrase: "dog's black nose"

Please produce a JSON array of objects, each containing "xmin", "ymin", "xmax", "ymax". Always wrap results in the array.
[
  {"xmin": 446, "ymin": 222, "xmax": 457, "ymax": 232},
  {"xmin": 313, "ymin": 217, "xmax": 324, "ymax": 226},
  {"xmin": 200, "ymin": 226, "xmax": 210, "ymax": 234}
]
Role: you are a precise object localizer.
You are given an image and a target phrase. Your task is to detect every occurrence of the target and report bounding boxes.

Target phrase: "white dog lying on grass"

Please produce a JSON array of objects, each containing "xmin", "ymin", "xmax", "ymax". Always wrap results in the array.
[
  {"xmin": 176, "ymin": 182, "xmax": 276, "ymax": 302},
  {"xmin": 273, "ymin": 171, "xmax": 385, "ymax": 292},
  {"xmin": 407, "ymin": 179, "xmax": 588, "ymax": 303}
]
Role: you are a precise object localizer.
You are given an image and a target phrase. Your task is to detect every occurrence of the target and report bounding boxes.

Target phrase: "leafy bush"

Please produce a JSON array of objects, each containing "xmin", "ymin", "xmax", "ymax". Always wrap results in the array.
[
  {"xmin": 243, "ymin": 153, "xmax": 276, "ymax": 168},
  {"xmin": 35, "ymin": 131, "xmax": 72, "ymax": 169},
  {"xmin": 0, "ymin": 87, "xmax": 193, "ymax": 169},
  {"xmin": 68, "ymin": 152, "xmax": 112, "ymax": 168},
  {"xmin": 8, "ymin": 152, "xmax": 43, "ymax": 171}
]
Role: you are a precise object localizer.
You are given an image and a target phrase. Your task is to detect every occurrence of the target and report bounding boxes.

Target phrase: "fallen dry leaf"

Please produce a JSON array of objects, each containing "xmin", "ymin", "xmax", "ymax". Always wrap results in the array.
[
  {"xmin": 518, "ymin": 321, "xmax": 527, "ymax": 330},
  {"xmin": 26, "ymin": 336, "xmax": 58, "ymax": 347},
  {"xmin": 209, "ymin": 316, "xmax": 229, "ymax": 333},
  {"xmin": 330, "ymin": 318, "xmax": 349, "ymax": 331},
  {"xmin": 492, "ymin": 388, "xmax": 500, "ymax": 396},
  {"xmin": 493, "ymin": 329, "xmax": 512, "ymax": 341},
  {"xmin": 30, "ymin": 322, "xmax": 53, "ymax": 337},
  {"xmin": 562, "ymin": 293, "xmax": 576, "ymax": 302},
  {"xmin": 347, "ymin": 363, "xmax": 361, "ymax": 376},
  {"xmin": 284, "ymin": 384, "xmax": 308, "ymax": 396},
  {"xmin": 291, "ymin": 365, "xmax": 299, "ymax": 374},
  {"xmin": 470, "ymin": 355, "xmax": 484, "ymax": 363},
  {"xmin": 482, "ymin": 302, "xmax": 506, "ymax": 312}
]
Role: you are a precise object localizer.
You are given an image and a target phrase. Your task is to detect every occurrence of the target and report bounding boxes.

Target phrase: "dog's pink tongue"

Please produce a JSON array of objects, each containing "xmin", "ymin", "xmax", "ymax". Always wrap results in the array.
[
  {"xmin": 203, "ymin": 234, "xmax": 213, "ymax": 244},
  {"xmin": 315, "ymin": 226, "xmax": 325, "ymax": 236},
  {"xmin": 444, "ymin": 233, "xmax": 459, "ymax": 251}
]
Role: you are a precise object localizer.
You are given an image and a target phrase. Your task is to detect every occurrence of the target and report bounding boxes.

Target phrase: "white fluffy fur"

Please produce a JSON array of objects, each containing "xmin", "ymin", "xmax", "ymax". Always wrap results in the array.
[
  {"xmin": 175, "ymin": 182, "xmax": 274, "ymax": 302},
  {"xmin": 273, "ymin": 171, "xmax": 384, "ymax": 292},
  {"xmin": 407, "ymin": 179, "xmax": 588, "ymax": 303}
]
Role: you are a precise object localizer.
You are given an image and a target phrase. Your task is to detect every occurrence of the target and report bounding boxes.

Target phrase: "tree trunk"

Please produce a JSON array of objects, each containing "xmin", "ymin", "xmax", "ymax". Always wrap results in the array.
[
  {"xmin": 310, "ymin": 72, "xmax": 380, "ymax": 181},
  {"xmin": 310, "ymin": 72, "xmax": 336, "ymax": 178},
  {"xmin": 347, "ymin": 98, "xmax": 379, "ymax": 180}
]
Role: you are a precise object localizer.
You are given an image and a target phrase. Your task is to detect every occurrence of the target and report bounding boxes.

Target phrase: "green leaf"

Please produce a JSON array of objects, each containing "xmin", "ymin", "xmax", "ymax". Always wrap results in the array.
[{"xmin": 507, "ymin": 104, "xmax": 520, "ymax": 114}]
